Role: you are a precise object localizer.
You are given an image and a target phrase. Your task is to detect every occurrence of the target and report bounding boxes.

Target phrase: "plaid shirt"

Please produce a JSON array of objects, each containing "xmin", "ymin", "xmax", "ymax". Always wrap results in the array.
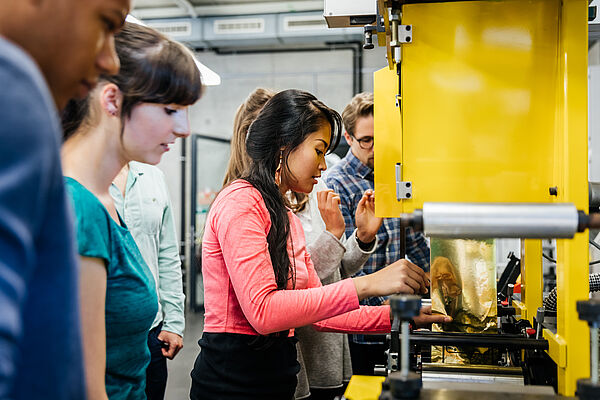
[{"xmin": 324, "ymin": 150, "xmax": 430, "ymax": 344}]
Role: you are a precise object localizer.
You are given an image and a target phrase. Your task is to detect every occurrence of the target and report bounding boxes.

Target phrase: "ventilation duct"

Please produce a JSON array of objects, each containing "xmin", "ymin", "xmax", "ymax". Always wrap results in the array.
[
  {"xmin": 277, "ymin": 12, "xmax": 363, "ymax": 44},
  {"xmin": 204, "ymin": 15, "xmax": 279, "ymax": 47},
  {"xmin": 146, "ymin": 18, "xmax": 204, "ymax": 47},
  {"xmin": 144, "ymin": 12, "xmax": 362, "ymax": 49}
]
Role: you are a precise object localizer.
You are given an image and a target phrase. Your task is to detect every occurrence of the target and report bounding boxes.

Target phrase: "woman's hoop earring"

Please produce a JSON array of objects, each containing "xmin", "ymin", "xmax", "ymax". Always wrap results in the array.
[{"xmin": 275, "ymin": 153, "xmax": 283, "ymax": 186}]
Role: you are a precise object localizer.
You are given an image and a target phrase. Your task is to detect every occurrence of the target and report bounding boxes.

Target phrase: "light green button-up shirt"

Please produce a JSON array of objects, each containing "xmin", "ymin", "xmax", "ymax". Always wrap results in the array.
[{"xmin": 110, "ymin": 161, "xmax": 185, "ymax": 336}]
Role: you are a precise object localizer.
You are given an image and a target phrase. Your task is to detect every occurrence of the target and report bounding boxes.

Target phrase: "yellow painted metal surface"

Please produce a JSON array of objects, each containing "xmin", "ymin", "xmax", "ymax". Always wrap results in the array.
[
  {"xmin": 545, "ymin": 329, "xmax": 568, "ymax": 369},
  {"xmin": 521, "ymin": 240, "xmax": 543, "ymax": 326},
  {"xmin": 552, "ymin": 0, "xmax": 590, "ymax": 394},
  {"xmin": 375, "ymin": 0, "xmax": 560, "ymax": 214},
  {"xmin": 344, "ymin": 375, "xmax": 385, "ymax": 400},
  {"xmin": 372, "ymin": 0, "xmax": 589, "ymax": 395},
  {"xmin": 374, "ymin": 67, "xmax": 403, "ymax": 217},
  {"xmin": 512, "ymin": 300, "xmax": 527, "ymax": 321}
]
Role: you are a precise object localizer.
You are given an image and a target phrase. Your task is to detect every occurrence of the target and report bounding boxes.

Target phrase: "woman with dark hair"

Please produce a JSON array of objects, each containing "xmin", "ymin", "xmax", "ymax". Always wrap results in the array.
[
  {"xmin": 190, "ymin": 89, "xmax": 447, "ymax": 400},
  {"xmin": 61, "ymin": 22, "xmax": 202, "ymax": 400},
  {"xmin": 222, "ymin": 88, "xmax": 380, "ymax": 400}
]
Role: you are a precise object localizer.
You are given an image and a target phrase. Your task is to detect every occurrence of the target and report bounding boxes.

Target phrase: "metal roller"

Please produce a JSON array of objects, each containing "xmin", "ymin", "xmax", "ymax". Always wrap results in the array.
[
  {"xmin": 421, "ymin": 202, "xmax": 579, "ymax": 239},
  {"xmin": 422, "ymin": 363, "xmax": 525, "ymax": 386}
]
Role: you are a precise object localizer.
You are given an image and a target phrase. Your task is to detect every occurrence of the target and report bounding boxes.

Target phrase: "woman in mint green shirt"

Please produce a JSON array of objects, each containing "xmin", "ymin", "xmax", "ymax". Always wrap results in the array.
[{"xmin": 61, "ymin": 22, "xmax": 202, "ymax": 400}]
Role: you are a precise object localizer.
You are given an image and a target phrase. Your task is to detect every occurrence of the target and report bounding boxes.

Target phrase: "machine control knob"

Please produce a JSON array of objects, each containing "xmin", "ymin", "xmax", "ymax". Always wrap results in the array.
[
  {"xmin": 379, "ymin": 371, "xmax": 422, "ymax": 399},
  {"xmin": 390, "ymin": 295, "xmax": 421, "ymax": 320},
  {"xmin": 536, "ymin": 307, "xmax": 545, "ymax": 339},
  {"xmin": 525, "ymin": 328, "xmax": 536, "ymax": 337},
  {"xmin": 577, "ymin": 299, "xmax": 600, "ymax": 325},
  {"xmin": 536, "ymin": 307, "xmax": 545, "ymax": 324}
]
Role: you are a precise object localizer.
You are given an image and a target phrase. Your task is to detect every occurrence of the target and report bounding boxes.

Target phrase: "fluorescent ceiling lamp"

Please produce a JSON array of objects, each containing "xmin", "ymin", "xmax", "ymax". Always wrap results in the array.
[
  {"xmin": 125, "ymin": 14, "xmax": 221, "ymax": 86},
  {"xmin": 194, "ymin": 59, "xmax": 221, "ymax": 86},
  {"xmin": 125, "ymin": 14, "xmax": 145, "ymax": 25}
]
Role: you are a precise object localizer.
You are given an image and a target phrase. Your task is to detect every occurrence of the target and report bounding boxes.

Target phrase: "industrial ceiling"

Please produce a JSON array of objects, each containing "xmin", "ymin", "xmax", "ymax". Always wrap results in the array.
[{"xmin": 132, "ymin": 0, "xmax": 323, "ymax": 19}]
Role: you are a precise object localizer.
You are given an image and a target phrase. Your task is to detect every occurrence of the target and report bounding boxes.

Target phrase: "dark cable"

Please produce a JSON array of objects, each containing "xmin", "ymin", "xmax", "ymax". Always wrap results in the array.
[{"xmin": 543, "ymin": 251, "xmax": 600, "ymax": 266}]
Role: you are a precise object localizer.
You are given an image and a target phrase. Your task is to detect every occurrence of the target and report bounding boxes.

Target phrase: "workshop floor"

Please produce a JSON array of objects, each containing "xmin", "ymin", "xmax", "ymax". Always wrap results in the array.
[{"xmin": 165, "ymin": 310, "xmax": 204, "ymax": 400}]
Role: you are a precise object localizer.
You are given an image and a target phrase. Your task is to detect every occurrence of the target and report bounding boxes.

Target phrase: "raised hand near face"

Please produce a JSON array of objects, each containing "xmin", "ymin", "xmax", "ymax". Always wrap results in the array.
[
  {"xmin": 316, "ymin": 189, "xmax": 345, "ymax": 239},
  {"xmin": 355, "ymin": 189, "xmax": 382, "ymax": 243}
]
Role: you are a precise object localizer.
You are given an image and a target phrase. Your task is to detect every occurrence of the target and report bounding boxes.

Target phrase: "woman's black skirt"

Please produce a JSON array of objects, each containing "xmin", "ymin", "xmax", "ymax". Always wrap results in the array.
[{"xmin": 190, "ymin": 332, "xmax": 300, "ymax": 400}]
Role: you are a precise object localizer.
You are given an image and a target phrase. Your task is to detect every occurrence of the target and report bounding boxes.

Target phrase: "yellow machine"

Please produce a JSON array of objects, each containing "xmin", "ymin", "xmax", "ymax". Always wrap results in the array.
[{"xmin": 327, "ymin": 0, "xmax": 592, "ymax": 397}]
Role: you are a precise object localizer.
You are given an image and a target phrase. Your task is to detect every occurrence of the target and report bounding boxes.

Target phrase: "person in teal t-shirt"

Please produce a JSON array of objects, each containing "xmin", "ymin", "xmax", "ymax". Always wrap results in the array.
[
  {"xmin": 61, "ymin": 22, "xmax": 202, "ymax": 400},
  {"xmin": 66, "ymin": 177, "xmax": 158, "ymax": 399}
]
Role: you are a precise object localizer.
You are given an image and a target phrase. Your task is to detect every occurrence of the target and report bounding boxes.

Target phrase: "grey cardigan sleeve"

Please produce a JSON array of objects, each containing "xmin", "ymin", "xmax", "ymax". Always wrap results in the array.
[
  {"xmin": 340, "ymin": 228, "xmax": 377, "ymax": 279},
  {"xmin": 306, "ymin": 230, "xmax": 346, "ymax": 281}
]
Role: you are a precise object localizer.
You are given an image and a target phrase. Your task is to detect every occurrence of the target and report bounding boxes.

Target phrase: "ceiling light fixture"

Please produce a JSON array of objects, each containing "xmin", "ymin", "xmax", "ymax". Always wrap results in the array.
[{"xmin": 125, "ymin": 14, "xmax": 221, "ymax": 86}]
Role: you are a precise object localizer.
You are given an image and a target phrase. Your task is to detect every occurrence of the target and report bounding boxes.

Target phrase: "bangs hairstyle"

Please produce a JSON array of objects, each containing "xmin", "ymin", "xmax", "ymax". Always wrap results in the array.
[
  {"xmin": 108, "ymin": 22, "xmax": 202, "ymax": 118},
  {"xmin": 243, "ymin": 89, "xmax": 342, "ymax": 291},
  {"xmin": 62, "ymin": 22, "xmax": 203, "ymax": 140}
]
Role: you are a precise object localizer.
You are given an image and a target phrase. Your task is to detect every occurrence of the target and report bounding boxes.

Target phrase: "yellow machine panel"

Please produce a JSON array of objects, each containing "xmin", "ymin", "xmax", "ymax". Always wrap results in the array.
[
  {"xmin": 374, "ymin": 67, "xmax": 403, "ymax": 217},
  {"xmin": 372, "ymin": 0, "xmax": 589, "ymax": 396},
  {"xmin": 375, "ymin": 0, "xmax": 560, "ymax": 215}
]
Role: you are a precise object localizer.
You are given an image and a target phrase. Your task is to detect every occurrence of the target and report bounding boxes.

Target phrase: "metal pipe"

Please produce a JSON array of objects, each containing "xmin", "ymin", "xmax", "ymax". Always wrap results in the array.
[
  {"xmin": 410, "ymin": 331, "xmax": 549, "ymax": 350},
  {"xmin": 422, "ymin": 371, "xmax": 524, "ymax": 385},
  {"xmin": 401, "ymin": 321, "xmax": 410, "ymax": 377},
  {"xmin": 421, "ymin": 363, "xmax": 523, "ymax": 375},
  {"xmin": 190, "ymin": 136, "xmax": 198, "ymax": 311},
  {"xmin": 391, "ymin": 19, "xmax": 399, "ymax": 46},
  {"xmin": 422, "ymin": 202, "xmax": 579, "ymax": 239},
  {"xmin": 592, "ymin": 325, "xmax": 599, "ymax": 385},
  {"xmin": 180, "ymin": 138, "xmax": 187, "ymax": 296}
]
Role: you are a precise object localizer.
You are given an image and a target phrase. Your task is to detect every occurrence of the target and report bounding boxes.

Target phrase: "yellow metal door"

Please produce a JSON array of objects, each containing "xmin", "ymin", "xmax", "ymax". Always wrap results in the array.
[{"xmin": 373, "ymin": 0, "xmax": 589, "ymax": 395}]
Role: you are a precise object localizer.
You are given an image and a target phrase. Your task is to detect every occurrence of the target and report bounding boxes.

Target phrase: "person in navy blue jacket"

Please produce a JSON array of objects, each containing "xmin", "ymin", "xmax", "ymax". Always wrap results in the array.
[{"xmin": 0, "ymin": 1, "xmax": 130, "ymax": 398}]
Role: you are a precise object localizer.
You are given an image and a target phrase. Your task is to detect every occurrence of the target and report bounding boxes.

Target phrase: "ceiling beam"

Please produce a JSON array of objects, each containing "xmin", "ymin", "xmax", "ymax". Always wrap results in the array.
[{"xmin": 132, "ymin": 1, "xmax": 323, "ymax": 19}]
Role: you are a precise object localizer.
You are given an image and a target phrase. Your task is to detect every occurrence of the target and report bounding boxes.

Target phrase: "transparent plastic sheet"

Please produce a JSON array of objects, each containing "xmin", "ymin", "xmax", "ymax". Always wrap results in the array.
[{"xmin": 430, "ymin": 239, "xmax": 498, "ymax": 364}]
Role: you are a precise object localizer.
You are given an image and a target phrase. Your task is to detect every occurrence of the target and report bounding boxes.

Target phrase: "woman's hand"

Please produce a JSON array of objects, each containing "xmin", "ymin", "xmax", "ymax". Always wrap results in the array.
[
  {"xmin": 355, "ymin": 189, "xmax": 382, "ymax": 243},
  {"xmin": 352, "ymin": 259, "xmax": 430, "ymax": 301},
  {"xmin": 317, "ymin": 189, "xmax": 345, "ymax": 239},
  {"xmin": 388, "ymin": 305, "xmax": 452, "ymax": 327},
  {"xmin": 413, "ymin": 306, "xmax": 452, "ymax": 327}
]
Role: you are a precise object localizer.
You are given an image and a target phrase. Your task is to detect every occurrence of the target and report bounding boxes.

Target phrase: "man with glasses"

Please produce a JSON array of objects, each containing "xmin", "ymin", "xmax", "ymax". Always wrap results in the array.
[{"xmin": 324, "ymin": 92, "xmax": 430, "ymax": 376}]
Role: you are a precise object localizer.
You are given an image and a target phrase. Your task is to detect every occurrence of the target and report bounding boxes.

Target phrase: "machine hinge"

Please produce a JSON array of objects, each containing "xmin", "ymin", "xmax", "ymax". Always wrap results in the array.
[
  {"xmin": 396, "ymin": 163, "xmax": 412, "ymax": 200},
  {"xmin": 399, "ymin": 25, "xmax": 412, "ymax": 44}
]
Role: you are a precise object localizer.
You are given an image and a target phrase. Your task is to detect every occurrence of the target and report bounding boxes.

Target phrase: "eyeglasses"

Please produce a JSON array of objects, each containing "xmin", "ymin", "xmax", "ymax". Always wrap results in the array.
[{"xmin": 352, "ymin": 135, "xmax": 374, "ymax": 150}]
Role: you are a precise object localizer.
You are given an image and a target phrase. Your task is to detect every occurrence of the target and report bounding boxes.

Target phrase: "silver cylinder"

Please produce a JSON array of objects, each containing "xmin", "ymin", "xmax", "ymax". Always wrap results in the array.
[
  {"xmin": 401, "ymin": 321, "xmax": 410, "ymax": 377},
  {"xmin": 422, "ymin": 371, "xmax": 524, "ymax": 386},
  {"xmin": 592, "ymin": 326, "xmax": 599, "ymax": 385},
  {"xmin": 422, "ymin": 202, "xmax": 579, "ymax": 239}
]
